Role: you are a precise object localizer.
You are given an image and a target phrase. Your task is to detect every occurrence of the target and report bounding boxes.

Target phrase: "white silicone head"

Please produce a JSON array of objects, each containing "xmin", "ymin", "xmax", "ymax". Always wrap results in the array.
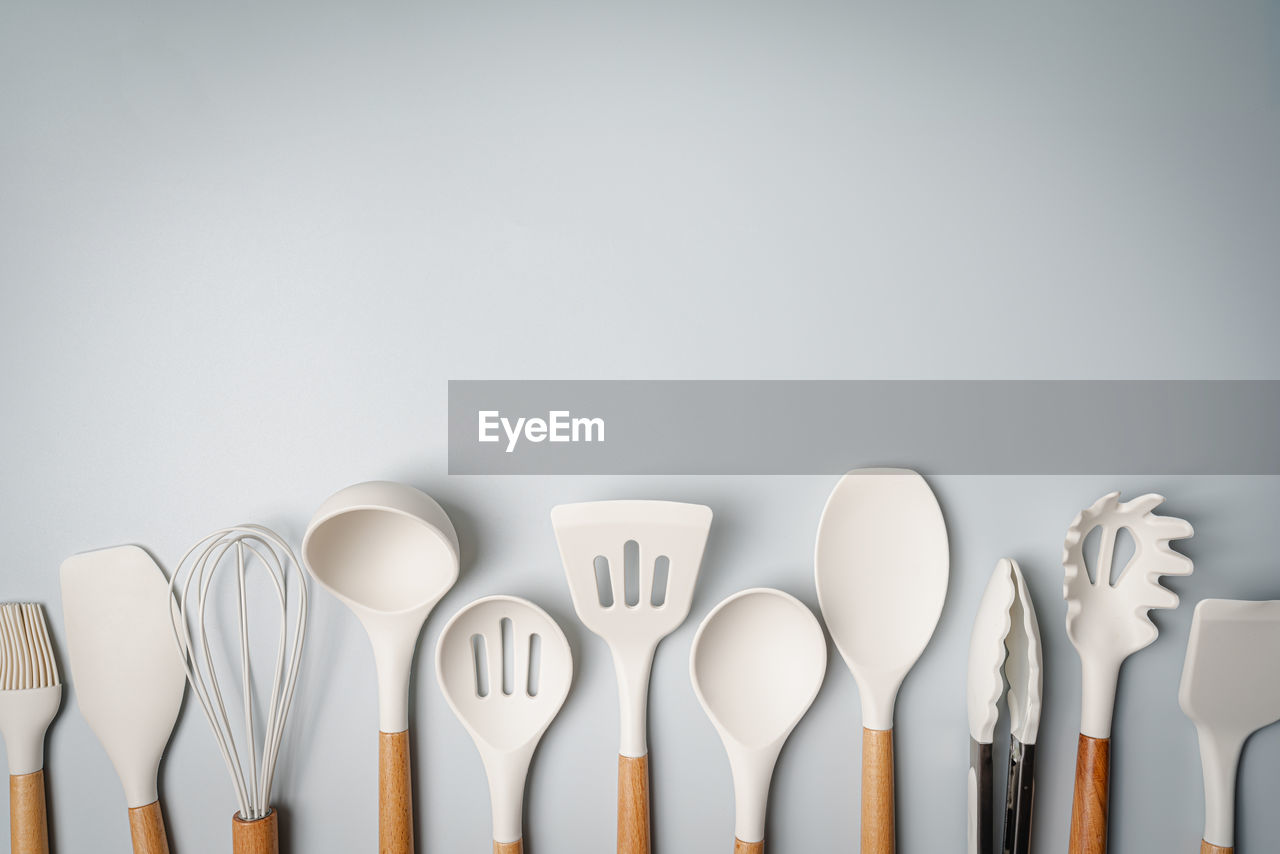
[
  {"xmin": 690, "ymin": 588, "xmax": 826, "ymax": 843},
  {"xmin": 302, "ymin": 481, "xmax": 460, "ymax": 733},
  {"xmin": 815, "ymin": 469, "xmax": 949, "ymax": 730},
  {"xmin": 965, "ymin": 559, "xmax": 1043, "ymax": 746},
  {"xmin": 436, "ymin": 596, "xmax": 572, "ymax": 845},
  {"xmin": 552, "ymin": 500, "xmax": 712, "ymax": 757},
  {"xmin": 60, "ymin": 546, "xmax": 186, "ymax": 808}
]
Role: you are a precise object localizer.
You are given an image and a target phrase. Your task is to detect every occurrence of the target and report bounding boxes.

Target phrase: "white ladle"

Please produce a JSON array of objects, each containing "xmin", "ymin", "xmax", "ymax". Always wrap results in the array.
[
  {"xmin": 690, "ymin": 588, "xmax": 826, "ymax": 854},
  {"xmin": 301, "ymin": 481, "xmax": 460, "ymax": 854},
  {"xmin": 436, "ymin": 596, "xmax": 572, "ymax": 854}
]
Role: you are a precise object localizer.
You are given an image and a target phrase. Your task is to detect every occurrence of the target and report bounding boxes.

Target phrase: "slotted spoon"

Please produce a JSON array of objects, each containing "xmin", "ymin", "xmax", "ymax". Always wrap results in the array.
[{"xmin": 552, "ymin": 499, "xmax": 713, "ymax": 854}]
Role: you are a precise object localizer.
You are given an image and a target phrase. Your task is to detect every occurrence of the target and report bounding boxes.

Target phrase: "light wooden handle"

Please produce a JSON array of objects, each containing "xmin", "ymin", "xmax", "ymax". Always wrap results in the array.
[
  {"xmin": 1068, "ymin": 734, "xmax": 1110, "ymax": 854},
  {"xmin": 10, "ymin": 771, "xmax": 50, "ymax": 854},
  {"xmin": 1201, "ymin": 843, "xmax": 1232, "ymax": 854},
  {"xmin": 128, "ymin": 800, "xmax": 171, "ymax": 854},
  {"xmin": 493, "ymin": 841, "xmax": 523, "ymax": 854},
  {"xmin": 861, "ymin": 728, "xmax": 895, "ymax": 854},
  {"xmin": 380, "ymin": 730, "xmax": 415, "ymax": 854},
  {"xmin": 618, "ymin": 754, "xmax": 651, "ymax": 854},
  {"xmin": 734, "ymin": 839, "xmax": 764, "ymax": 854},
  {"xmin": 233, "ymin": 811, "xmax": 280, "ymax": 854}
]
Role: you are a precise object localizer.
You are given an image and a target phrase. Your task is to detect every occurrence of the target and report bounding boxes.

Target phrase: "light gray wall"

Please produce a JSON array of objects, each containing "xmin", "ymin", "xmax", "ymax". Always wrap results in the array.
[{"xmin": 2, "ymin": 0, "xmax": 1278, "ymax": 852}]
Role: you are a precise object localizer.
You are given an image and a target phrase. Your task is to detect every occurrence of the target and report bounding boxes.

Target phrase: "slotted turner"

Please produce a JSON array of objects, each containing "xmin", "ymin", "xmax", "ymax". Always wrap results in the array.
[
  {"xmin": 1062, "ymin": 492, "xmax": 1193, "ymax": 854},
  {"xmin": 1179, "ymin": 599, "xmax": 1280, "ymax": 854},
  {"xmin": 552, "ymin": 500, "xmax": 713, "ymax": 854}
]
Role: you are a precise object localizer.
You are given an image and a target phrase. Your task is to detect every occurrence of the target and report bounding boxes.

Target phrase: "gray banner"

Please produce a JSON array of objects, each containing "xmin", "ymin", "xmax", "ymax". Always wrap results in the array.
[{"xmin": 447, "ymin": 380, "xmax": 1279, "ymax": 475}]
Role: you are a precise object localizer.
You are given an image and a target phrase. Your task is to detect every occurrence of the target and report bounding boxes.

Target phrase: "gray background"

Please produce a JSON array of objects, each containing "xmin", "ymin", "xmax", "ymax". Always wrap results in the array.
[{"xmin": 1, "ymin": 0, "xmax": 1278, "ymax": 852}]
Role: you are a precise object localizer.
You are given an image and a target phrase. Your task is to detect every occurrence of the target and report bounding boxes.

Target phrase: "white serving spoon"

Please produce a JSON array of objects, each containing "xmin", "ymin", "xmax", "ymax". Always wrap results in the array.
[
  {"xmin": 690, "ymin": 588, "xmax": 826, "ymax": 854},
  {"xmin": 302, "ymin": 481, "xmax": 460, "ymax": 854},
  {"xmin": 814, "ymin": 468, "xmax": 949, "ymax": 854},
  {"xmin": 436, "ymin": 596, "xmax": 572, "ymax": 854}
]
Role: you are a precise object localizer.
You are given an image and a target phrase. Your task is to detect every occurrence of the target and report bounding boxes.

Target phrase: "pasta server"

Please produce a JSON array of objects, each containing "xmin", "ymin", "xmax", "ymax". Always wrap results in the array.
[
  {"xmin": 1062, "ymin": 492, "xmax": 1193, "ymax": 854},
  {"xmin": 1178, "ymin": 599, "xmax": 1280, "ymax": 854},
  {"xmin": 552, "ymin": 499, "xmax": 713, "ymax": 854},
  {"xmin": 966, "ymin": 559, "xmax": 1043, "ymax": 854}
]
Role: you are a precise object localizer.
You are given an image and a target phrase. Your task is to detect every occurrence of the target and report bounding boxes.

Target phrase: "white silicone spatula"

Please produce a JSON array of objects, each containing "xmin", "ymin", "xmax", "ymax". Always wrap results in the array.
[
  {"xmin": 60, "ymin": 546, "xmax": 186, "ymax": 854},
  {"xmin": 552, "ymin": 499, "xmax": 712, "ymax": 854},
  {"xmin": 1179, "ymin": 599, "xmax": 1280, "ymax": 854},
  {"xmin": 302, "ymin": 481, "xmax": 460, "ymax": 854},
  {"xmin": 814, "ymin": 468, "xmax": 949, "ymax": 854},
  {"xmin": 690, "ymin": 588, "xmax": 826, "ymax": 854},
  {"xmin": 1062, "ymin": 492, "xmax": 1192, "ymax": 854},
  {"xmin": 436, "ymin": 596, "xmax": 572, "ymax": 854}
]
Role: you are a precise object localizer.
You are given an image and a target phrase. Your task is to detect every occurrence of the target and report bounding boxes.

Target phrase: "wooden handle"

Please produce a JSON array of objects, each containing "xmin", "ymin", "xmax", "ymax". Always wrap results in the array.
[
  {"xmin": 734, "ymin": 840, "xmax": 764, "ymax": 854},
  {"xmin": 10, "ymin": 771, "xmax": 49, "ymax": 854},
  {"xmin": 380, "ymin": 730, "xmax": 414, "ymax": 854},
  {"xmin": 618, "ymin": 754, "xmax": 651, "ymax": 854},
  {"xmin": 1068, "ymin": 734, "xmax": 1110, "ymax": 854},
  {"xmin": 1201, "ymin": 844, "xmax": 1232, "ymax": 854},
  {"xmin": 128, "ymin": 800, "xmax": 171, "ymax": 854},
  {"xmin": 861, "ymin": 728, "xmax": 895, "ymax": 854},
  {"xmin": 233, "ymin": 811, "xmax": 280, "ymax": 854},
  {"xmin": 493, "ymin": 841, "xmax": 523, "ymax": 854}
]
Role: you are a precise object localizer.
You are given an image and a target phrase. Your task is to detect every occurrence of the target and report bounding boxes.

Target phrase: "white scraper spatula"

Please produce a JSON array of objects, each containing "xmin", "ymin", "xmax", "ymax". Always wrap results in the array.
[
  {"xmin": 60, "ymin": 545, "xmax": 186, "ymax": 854},
  {"xmin": 1179, "ymin": 599, "xmax": 1280, "ymax": 854},
  {"xmin": 552, "ymin": 500, "xmax": 712, "ymax": 854}
]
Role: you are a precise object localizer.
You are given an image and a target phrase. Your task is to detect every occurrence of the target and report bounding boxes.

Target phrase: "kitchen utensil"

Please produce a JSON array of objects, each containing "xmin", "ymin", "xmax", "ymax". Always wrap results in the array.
[
  {"xmin": 551, "ymin": 499, "xmax": 713, "ymax": 854},
  {"xmin": 169, "ymin": 525, "xmax": 307, "ymax": 854},
  {"xmin": 0, "ymin": 603, "xmax": 62, "ymax": 854},
  {"xmin": 301, "ymin": 481, "xmax": 459, "ymax": 854},
  {"xmin": 60, "ymin": 545, "xmax": 186, "ymax": 854},
  {"xmin": 966, "ymin": 559, "xmax": 1043, "ymax": 854},
  {"xmin": 1178, "ymin": 599, "xmax": 1280, "ymax": 854},
  {"xmin": 1062, "ymin": 491, "xmax": 1193, "ymax": 854},
  {"xmin": 814, "ymin": 467, "xmax": 949, "ymax": 854},
  {"xmin": 436, "ymin": 595, "xmax": 572, "ymax": 854},
  {"xmin": 689, "ymin": 588, "xmax": 826, "ymax": 854}
]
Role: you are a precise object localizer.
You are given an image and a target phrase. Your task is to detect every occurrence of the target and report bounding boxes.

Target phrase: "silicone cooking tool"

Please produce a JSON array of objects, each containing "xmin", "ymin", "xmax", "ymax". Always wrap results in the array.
[
  {"xmin": 0, "ymin": 603, "xmax": 62, "ymax": 854},
  {"xmin": 690, "ymin": 588, "xmax": 826, "ymax": 854},
  {"xmin": 1062, "ymin": 491, "xmax": 1193, "ymax": 854},
  {"xmin": 551, "ymin": 499, "xmax": 713, "ymax": 854},
  {"xmin": 966, "ymin": 559, "xmax": 1043, "ymax": 854},
  {"xmin": 436, "ymin": 595, "xmax": 572, "ymax": 854},
  {"xmin": 302, "ymin": 481, "xmax": 459, "ymax": 854},
  {"xmin": 1179, "ymin": 599, "xmax": 1280, "ymax": 854},
  {"xmin": 169, "ymin": 525, "xmax": 308, "ymax": 854},
  {"xmin": 60, "ymin": 545, "xmax": 186, "ymax": 854},
  {"xmin": 814, "ymin": 467, "xmax": 949, "ymax": 854}
]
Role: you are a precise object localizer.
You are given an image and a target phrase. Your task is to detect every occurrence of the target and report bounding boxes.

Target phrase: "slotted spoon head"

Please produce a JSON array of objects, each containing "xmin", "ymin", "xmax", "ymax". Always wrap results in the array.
[
  {"xmin": 1063, "ymin": 491, "xmax": 1193, "ymax": 737},
  {"xmin": 436, "ymin": 596, "xmax": 572, "ymax": 845},
  {"xmin": 551, "ymin": 499, "xmax": 712, "ymax": 756}
]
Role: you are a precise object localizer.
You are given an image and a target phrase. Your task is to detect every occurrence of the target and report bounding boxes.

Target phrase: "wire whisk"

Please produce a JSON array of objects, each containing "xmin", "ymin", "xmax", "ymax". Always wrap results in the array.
[{"xmin": 169, "ymin": 525, "xmax": 307, "ymax": 822}]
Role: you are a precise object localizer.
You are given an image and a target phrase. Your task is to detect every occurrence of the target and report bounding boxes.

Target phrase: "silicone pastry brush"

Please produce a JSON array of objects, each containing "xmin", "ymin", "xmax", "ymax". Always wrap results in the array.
[
  {"xmin": 1062, "ymin": 492, "xmax": 1192, "ymax": 854},
  {"xmin": 966, "ymin": 559, "xmax": 1043, "ymax": 854},
  {"xmin": 0, "ymin": 603, "xmax": 62, "ymax": 854},
  {"xmin": 1179, "ymin": 599, "xmax": 1280, "ymax": 854},
  {"xmin": 552, "ymin": 500, "xmax": 713, "ymax": 854},
  {"xmin": 169, "ymin": 526, "xmax": 307, "ymax": 854}
]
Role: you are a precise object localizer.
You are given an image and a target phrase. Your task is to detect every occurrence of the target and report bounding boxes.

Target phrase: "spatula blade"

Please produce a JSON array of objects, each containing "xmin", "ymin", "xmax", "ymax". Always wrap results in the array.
[
  {"xmin": 60, "ymin": 545, "xmax": 186, "ymax": 808},
  {"xmin": 1179, "ymin": 598, "xmax": 1280, "ymax": 735}
]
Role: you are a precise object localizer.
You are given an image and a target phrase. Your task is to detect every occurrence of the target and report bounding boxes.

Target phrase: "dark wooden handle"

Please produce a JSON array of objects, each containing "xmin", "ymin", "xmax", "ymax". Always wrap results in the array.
[
  {"xmin": 1068, "ymin": 734, "xmax": 1110, "ymax": 854},
  {"xmin": 128, "ymin": 800, "xmax": 171, "ymax": 854},
  {"xmin": 233, "ymin": 811, "xmax": 280, "ymax": 854},
  {"xmin": 380, "ymin": 730, "xmax": 414, "ymax": 854},
  {"xmin": 861, "ymin": 728, "xmax": 895, "ymax": 854},
  {"xmin": 493, "ymin": 841, "xmax": 523, "ymax": 854},
  {"xmin": 734, "ymin": 839, "xmax": 764, "ymax": 854},
  {"xmin": 618, "ymin": 754, "xmax": 651, "ymax": 854},
  {"xmin": 10, "ymin": 771, "xmax": 49, "ymax": 854},
  {"xmin": 1201, "ymin": 843, "xmax": 1232, "ymax": 854}
]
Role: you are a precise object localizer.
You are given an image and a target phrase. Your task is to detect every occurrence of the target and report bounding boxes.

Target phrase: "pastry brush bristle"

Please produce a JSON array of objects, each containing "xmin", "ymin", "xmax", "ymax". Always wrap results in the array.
[{"xmin": 0, "ymin": 603, "xmax": 61, "ymax": 690}]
